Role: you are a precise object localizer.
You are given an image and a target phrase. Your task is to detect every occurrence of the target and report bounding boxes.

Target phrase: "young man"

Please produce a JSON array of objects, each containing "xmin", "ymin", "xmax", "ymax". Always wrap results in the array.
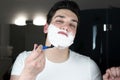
[
  {"xmin": 103, "ymin": 66, "xmax": 120, "ymax": 80},
  {"xmin": 10, "ymin": 1, "xmax": 102, "ymax": 80}
]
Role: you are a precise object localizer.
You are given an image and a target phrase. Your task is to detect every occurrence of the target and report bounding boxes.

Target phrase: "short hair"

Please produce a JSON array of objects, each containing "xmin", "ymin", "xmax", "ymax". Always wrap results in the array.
[{"xmin": 46, "ymin": 0, "xmax": 80, "ymax": 25}]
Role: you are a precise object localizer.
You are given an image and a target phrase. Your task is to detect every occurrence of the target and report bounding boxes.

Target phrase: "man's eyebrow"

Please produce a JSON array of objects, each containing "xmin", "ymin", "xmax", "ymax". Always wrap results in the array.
[
  {"xmin": 54, "ymin": 15, "xmax": 78, "ymax": 23},
  {"xmin": 72, "ymin": 19, "xmax": 78, "ymax": 23},
  {"xmin": 54, "ymin": 15, "xmax": 65, "ymax": 19}
]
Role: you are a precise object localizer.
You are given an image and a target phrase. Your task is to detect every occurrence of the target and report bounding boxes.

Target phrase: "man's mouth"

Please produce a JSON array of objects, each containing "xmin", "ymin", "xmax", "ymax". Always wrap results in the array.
[{"xmin": 58, "ymin": 31, "xmax": 68, "ymax": 37}]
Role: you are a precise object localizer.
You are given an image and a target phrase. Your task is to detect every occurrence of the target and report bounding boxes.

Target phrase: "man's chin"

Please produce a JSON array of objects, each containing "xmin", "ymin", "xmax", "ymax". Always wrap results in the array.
[{"xmin": 54, "ymin": 45, "xmax": 68, "ymax": 49}]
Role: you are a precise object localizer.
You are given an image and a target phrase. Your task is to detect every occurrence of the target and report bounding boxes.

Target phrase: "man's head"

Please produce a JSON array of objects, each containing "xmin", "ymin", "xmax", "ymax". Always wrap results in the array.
[
  {"xmin": 46, "ymin": 0, "xmax": 80, "ymax": 25},
  {"xmin": 44, "ymin": 0, "xmax": 80, "ymax": 48}
]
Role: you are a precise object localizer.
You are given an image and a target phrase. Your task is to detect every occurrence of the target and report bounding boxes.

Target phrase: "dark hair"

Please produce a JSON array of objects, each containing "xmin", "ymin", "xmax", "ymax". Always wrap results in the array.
[{"xmin": 46, "ymin": 0, "xmax": 80, "ymax": 25}]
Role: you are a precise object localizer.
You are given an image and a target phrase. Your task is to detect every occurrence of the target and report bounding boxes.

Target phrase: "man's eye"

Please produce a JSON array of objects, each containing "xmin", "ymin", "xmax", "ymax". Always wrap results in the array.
[
  {"xmin": 70, "ymin": 24, "xmax": 76, "ymax": 29},
  {"xmin": 56, "ymin": 20, "xmax": 63, "ymax": 23}
]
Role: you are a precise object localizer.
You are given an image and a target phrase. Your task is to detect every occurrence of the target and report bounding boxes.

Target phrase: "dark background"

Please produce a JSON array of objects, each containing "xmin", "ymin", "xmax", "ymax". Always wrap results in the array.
[{"xmin": 0, "ymin": 0, "xmax": 120, "ymax": 80}]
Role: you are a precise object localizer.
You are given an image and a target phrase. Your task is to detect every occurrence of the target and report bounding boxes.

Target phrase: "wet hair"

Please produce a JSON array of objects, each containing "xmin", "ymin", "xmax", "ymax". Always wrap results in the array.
[{"xmin": 46, "ymin": 0, "xmax": 80, "ymax": 25}]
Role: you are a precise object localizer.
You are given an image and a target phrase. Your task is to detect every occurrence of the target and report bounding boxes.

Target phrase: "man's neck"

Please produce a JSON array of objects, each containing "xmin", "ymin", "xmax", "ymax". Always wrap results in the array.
[{"xmin": 44, "ymin": 48, "xmax": 69, "ymax": 63}]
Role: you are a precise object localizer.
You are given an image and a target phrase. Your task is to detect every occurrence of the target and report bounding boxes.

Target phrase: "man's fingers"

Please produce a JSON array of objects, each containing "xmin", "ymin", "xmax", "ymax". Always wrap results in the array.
[
  {"xmin": 110, "ymin": 67, "xmax": 117, "ymax": 77},
  {"xmin": 34, "ymin": 44, "xmax": 38, "ymax": 50},
  {"xmin": 103, "ymin": 73, "xmax": 109, "ymax": 80},
  {"xmin": 36, "ymin": 45, "xmax": 43, "ymax": 53},
  {"xmin": 28, "ymin": 44, "xmax": 43, "ymax": 60},
  {"xmin": 115, "ymin": 67, "xmax": 120, "ymax": 77}
]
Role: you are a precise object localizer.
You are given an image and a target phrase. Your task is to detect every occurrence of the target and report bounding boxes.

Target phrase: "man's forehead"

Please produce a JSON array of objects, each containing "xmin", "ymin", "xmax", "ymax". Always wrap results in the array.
[{"xmin": 54, "ymin": 10, "xmax": 78, "ymax": 20}]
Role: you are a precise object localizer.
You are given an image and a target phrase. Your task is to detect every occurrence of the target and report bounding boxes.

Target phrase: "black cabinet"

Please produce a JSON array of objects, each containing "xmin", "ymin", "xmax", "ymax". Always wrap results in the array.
[{"xmin": 10, "ymin": 24, "xmax": 45, "ymax": 61}]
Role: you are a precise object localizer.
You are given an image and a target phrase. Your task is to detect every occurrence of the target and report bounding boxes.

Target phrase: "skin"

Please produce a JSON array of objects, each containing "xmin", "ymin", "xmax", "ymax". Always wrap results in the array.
[
  {"xmin": 10, "ymin": 9, "xmax": 78, "ymax": 80},
  {"xmin": 103, "ymin": 66, "xmax": 120, "ymax": 80}
]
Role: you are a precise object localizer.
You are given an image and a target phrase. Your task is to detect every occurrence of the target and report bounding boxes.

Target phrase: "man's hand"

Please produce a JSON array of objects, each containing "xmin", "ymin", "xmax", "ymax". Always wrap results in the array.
[
  {"xmin": 19, "ymin": 44, "xmax": 46, "ymax": 80},
  {"xmin": 103, "ymin": 67, "xmax": 120, "ymax": 80}
]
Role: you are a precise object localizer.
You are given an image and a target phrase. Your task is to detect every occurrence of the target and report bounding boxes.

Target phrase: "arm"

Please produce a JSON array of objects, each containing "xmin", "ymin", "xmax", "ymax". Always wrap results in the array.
[
  {"xmin": 103, "ymin": 66, "xmax": 120, "ymax": 80},
  {"xmin": 10, "ymin": 73, "xmax": 36, "ymax": 80},
  {"xmin": 10, "ymin": 75, "xmax": 36, "ymax": 80},
  {"xmin": 10, "ymin": 44, "xmax": 46, "ymax": 80},
  {"xmin": 10, "ymin": 75, "xmax": 19, "ymax": 80}
]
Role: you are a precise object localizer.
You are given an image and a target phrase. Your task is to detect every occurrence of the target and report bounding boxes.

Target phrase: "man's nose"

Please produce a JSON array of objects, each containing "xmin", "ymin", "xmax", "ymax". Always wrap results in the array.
[{"xmin": 60, "ymin": 23, "xmax": 69, "ymax": 31}]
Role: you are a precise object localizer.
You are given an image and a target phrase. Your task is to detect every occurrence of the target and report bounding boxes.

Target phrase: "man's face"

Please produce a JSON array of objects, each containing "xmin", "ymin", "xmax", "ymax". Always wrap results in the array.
[
  {"xmin": 44, "ymin": 9, "xmax": 78, "ymax": 48},
  {"xmin": 50, "ymin": 9, "xmax": 78, "ymax": 37}
]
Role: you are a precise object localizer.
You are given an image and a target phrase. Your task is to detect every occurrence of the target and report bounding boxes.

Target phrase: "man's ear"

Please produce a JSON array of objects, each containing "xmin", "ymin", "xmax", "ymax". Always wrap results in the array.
[{"xmin": 44, "ymin": 23, "xmax": 49, "ymax": 33}]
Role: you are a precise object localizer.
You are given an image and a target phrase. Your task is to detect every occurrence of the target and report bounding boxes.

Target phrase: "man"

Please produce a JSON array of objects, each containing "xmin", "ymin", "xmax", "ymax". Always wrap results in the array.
[
  {"xmin": 103, "ymin": 66, "xmax": 120, "ymax": 80},
  {"xmin": 10, "ymin": 1, "xmax": 102, "ymax": 80}
]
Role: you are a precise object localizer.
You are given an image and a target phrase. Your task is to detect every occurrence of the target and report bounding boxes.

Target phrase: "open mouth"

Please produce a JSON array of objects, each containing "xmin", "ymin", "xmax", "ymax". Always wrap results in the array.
[{"xmin": 58, "ymin": 31, "xmax": 68, "ymax": 37}]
